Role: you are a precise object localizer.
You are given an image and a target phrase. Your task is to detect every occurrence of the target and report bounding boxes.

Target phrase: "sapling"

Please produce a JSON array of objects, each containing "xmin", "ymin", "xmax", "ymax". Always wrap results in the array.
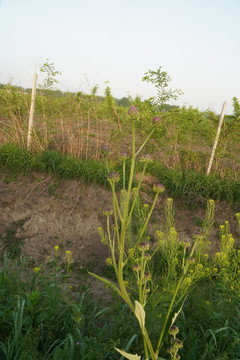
[{"xmin": 89, "ymin": 106, "xmax": 218, "ymax": 360}]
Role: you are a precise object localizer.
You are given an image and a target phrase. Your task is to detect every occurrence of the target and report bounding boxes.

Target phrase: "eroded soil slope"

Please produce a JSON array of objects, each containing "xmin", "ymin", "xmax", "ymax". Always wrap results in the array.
[{"xmin": 0, "ymin": 171, "xmax": 239, "ymax": 297}]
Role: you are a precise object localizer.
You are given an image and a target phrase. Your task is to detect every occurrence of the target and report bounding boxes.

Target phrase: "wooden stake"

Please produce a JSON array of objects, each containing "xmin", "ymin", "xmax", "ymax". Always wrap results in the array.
[
  {"xmin": 27, "ymin": 73, "xmax": 37, "ymax": 148},
  {"xmin": 206, "ymin": 101, "xmax": 227, "ymax": 175}
]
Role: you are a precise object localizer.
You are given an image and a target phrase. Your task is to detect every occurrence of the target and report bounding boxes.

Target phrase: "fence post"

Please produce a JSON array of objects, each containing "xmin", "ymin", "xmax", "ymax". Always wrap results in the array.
[
  {"xmin": 206, "ymin": 101, "xmax": 227, "ymax": 175},
  {"xmin": 27, "ymin": 73, "xmax": 38, "ymax": 149}
]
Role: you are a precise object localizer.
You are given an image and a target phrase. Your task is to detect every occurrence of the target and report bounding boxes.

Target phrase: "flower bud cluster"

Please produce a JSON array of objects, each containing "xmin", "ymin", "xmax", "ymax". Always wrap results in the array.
[
  {"xmin": 152, "ymin": 116, "xmax": 161, "ymax": 125},
  {"xmin": 100, "ymin": 145, "xmax": 110, "ymax": 156},
  {"xmin": 138, "ymin": 242, "xmax": 150, "ymax": 251},
  {"xmin": 128, "ymin": 106, "xmax": 138, "ymax": 115},
  {"xmin": 103, "ymin": 209, "xmax": 113, "ymax": 216},
  {"xmin": 153, "ymin": 183, "xmax": 165, "ymax": 194},
  {"xmin": 107, "ymin": 172, "xmax": 120, "ymax": 183},
  {"xmin": 140, "ymin": 154, "xmax": 153, "ymax": 164},
  {"xmin": 127, "ymin": 106, "xmax": 139, "ymax": 120}
]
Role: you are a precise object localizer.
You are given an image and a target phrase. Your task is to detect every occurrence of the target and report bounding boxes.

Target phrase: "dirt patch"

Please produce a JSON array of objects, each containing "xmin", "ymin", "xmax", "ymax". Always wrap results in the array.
[{"xmin": 0, "ymin": 172, "xmax": 239, "ymax": 299}]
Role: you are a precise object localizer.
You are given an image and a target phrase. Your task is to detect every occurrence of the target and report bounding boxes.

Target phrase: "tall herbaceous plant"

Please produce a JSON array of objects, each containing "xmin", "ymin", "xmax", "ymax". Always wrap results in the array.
[{"xmin": 89, "ymin": 107, "xmax": 219, "ymax": 360}]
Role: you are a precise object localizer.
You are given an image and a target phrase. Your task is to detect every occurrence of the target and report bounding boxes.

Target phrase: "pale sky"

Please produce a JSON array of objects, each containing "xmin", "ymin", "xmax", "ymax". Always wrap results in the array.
[{"xmin": 0, "ymin": 0, "xmax": 239, "ymax": 114}]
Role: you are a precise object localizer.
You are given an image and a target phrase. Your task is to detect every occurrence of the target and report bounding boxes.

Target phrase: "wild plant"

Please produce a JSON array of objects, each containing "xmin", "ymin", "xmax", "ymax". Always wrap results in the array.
[
  {"xmin": 89, "ymin": 107, "xmax": 218, "ymax": 360},
  {"xmin": 213, "ymin": 217, "xmax": 240, "ymax": 297}
]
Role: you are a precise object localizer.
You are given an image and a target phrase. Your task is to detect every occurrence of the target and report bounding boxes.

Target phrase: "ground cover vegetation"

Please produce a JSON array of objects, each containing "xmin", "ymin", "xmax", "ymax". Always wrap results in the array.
[{"xmin": 0, "ymin": 65, "xmax": 240, "ymax": 358}]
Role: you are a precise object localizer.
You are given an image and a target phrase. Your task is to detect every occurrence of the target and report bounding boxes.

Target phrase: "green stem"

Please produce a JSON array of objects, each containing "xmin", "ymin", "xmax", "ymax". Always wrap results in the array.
[
  {"xmin": 135, "ymin": 128, "xmax": 155, "ymax": 157},
  {"xmin": 122, "ymin": 159, "xmax": 126, "ymax": 216},
  {"xmin": 112, "ymin": 185, "xmax": 123, "ymax": 222},
  {"xmin": 107, "ymin": 216, "xmax": 117, "ymax": 274},
  {"xmin": 125, "ymin": 163, "xmax": 147, "ymax": 233},
  {"xmin": 125, "ymin": 192, "xmax": 159, "ymax": 265},
  {"xmin": 155, "ymin": 275, "xmax": 184, "ymax": 356}
]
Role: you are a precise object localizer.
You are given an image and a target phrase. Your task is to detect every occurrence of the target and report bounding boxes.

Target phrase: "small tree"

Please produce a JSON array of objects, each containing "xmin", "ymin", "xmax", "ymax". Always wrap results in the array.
[
  {"xmin": 142, "ymin": 66, "xmax": 183, "ymax": 110},
  {"xmin": 232, "ymin": 97, "xmax": 240, "ymax": 122},
  {"xmin": 39, "ymin": 59, "xmax": 61, "ymax": 90}
]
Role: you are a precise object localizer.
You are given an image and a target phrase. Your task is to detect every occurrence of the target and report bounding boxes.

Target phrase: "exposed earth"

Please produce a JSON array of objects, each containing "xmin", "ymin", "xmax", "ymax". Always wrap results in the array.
[{"xmin": 0, "ymin": 170, "xmax": 239, "ymax": 300}]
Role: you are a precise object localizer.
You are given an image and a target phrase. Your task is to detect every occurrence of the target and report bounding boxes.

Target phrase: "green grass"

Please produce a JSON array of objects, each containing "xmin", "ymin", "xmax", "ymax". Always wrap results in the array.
[
  {"xmin": 1, "ymin": 143, "xmax": 240, "ymax": 203},
  {"xmin": 0, "ymin": 253, "xmax": 141, "ymax": 360}
]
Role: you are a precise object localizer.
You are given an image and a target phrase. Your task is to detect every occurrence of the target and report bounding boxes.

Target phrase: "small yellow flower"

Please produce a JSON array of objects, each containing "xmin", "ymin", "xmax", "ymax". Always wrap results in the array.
[
  {"xmin": 213, "ymin": 267, "xmax": 218, "ymax": 273},
  {"xmin": 34, "ymin": 266, "xmax": 41, "ymax": 273},
  {"xmin": 66, "ymin": 250, "xmax": 72, "ymax": 259},
  {"xmin": 54, "ymin": 245, "xmax": 60, "ymax": 257}
]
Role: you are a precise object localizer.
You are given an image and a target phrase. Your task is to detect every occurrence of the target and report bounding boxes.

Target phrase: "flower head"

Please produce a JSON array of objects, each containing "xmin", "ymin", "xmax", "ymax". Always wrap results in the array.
[
  {"xmin": 140, "ymin": 154, "xmax": 153, "ymax": 164},
  {"xmin": 106, "ymin": 257, "xmax": 113, "ymax": 266},
  {"xmin": 128, "ymin": 106, "xmax": 138, "ymax": 115},
  {"xmin": 119, "ymin": 152, "xmax": 128, "ymax": 160},
  {"xmin": 152, "ymin": 116, "xmax": 161, "ymax": 125},
  {"xmin": 103, "ymin": 209, "xmax": 113, "ymax": 216},
  {"xmin": 133, "ymin": 263, "xmax": 140, "ymax": 272},
  {"xmin": 100, "ymin": 145, "xmax": 110, "ymax": 156},
  {"xmin": 153, "ymin": 183, "xmax": 165, "ymax": 194},
  {"xmin": 101, "ymin": 145, "xmax": 110, "ymax": 154},
  {"xmin": 138, "ymin": 242, "xmax": 150, "ymax": 252},
  {"xmin": 128, "ymin": 106, "xmax": 139, "ymax": 120},
  {"xmin": 107, "ymin": 172, "xmax": 120, "ymax": 183},
  {"xmin": 144, "ymin": 253, "xmax": 151, "ymax": 261},
  {"xmin": 66, "ymin": 250, "xmax": 72, "ymax": 263},
  {"xmin": 143, "ymin": 271, "xmax": 151, "ymax": 282},
  {"xmin": 169, "ymin": 325, "xmax": 179, "ymax": 336}
]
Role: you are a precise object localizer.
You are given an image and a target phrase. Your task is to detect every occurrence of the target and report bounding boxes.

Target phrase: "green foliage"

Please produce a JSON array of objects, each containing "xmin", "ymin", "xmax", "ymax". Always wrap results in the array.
[
  {"xmin": 91, "ymin": 113, "xmax": 228, "ymax": 360},
  {"xmin": 232, "ymin": 97, "xmax": 240, "ymax": 121},
  {"xmin": 39, "ymin": 59, "xmax": 62, "ymax": 90},
  {"xmin": 1, "ymin": 143, "xmax": 240, "ymax": 203},
  {"xmin": 0, "ymin": 252, "xmax": 141, "ymax": 359},
  {"xmin": 142, "ymin": 66, "xmax": 183, "ymax": 110}
]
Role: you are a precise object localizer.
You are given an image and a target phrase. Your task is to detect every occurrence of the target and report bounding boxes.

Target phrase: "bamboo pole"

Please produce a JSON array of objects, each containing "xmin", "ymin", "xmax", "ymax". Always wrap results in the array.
[
  {"xmin": 27, "ymin": 73, "xmax": 38, "ymax": 148},
  {"xmin": 206, "ymin": 101, "xmax": 227, "ymax": 175}
]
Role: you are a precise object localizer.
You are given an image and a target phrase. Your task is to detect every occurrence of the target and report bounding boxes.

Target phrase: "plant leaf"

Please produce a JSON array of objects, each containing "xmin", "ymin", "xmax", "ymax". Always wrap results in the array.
[
  {"xmin": 134, "ymin": 301, "xmax": 145, "ymax": 329},
  {"xmin": 115, "ymin": 348, "xmax": 141, "ymax": 360},
  {"xmin": 88, "ymin": 271, "xmax": 121, "ymax": 295},
  {"xmin": 170, "ymin": 294, "xmax": 187, "ymax": 328}
]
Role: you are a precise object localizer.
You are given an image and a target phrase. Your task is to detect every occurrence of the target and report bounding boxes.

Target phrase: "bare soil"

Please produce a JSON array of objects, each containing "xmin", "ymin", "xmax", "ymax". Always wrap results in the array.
[{"xmin": 0, "ymin": 171, "xmax": 239, "ymax": 300}]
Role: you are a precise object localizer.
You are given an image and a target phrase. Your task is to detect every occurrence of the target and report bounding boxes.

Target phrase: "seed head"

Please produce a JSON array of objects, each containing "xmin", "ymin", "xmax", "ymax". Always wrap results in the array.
[{"xmin": 153, "ymin": 183, "xmax": 165, "ymax": 194}]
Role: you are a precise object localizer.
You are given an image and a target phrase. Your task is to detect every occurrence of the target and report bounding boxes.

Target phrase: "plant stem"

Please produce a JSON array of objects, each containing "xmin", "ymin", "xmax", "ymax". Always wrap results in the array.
[{"xmin": 155, "ymin": 274, "xmax": 184, "ymax": 356}]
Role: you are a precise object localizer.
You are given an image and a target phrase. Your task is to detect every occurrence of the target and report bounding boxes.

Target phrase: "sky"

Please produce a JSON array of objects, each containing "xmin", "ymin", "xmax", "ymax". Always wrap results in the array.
[{"xmin": 0, "ymin": 0, "xmax": 239, "ymax": 114}]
